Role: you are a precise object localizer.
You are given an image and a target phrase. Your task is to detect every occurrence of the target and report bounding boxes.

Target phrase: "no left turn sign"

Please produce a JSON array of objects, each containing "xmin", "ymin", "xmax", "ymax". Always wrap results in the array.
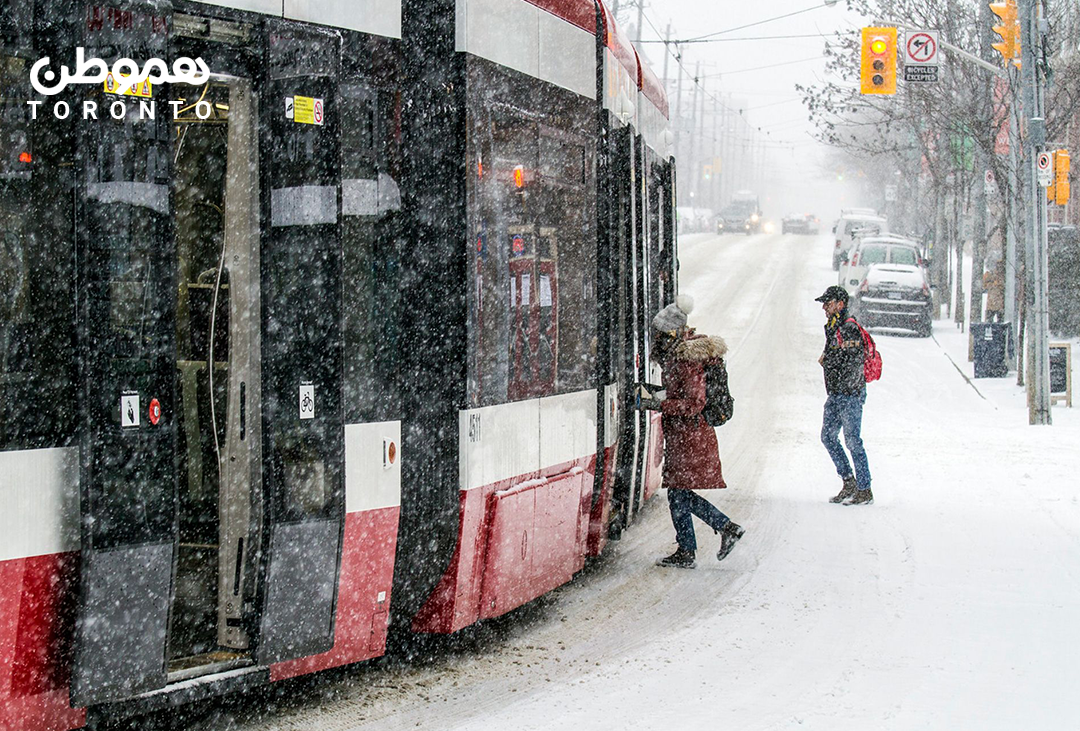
[
  {"xmin": 905, "ymin": 32, "xmax": 938, "ymax": 65},
  {"xmin": 903, "ymin": 29, "xmax": 940, "ymax": 83},
  {"xmin": 1037, "ymin": 151, "xmax": 1053, "ymax": 187}
]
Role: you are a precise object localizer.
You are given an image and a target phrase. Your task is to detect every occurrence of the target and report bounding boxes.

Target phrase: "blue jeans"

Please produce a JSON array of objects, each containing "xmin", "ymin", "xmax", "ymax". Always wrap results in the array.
[
  {"xmin": 668, "ymin": 489, "xmax": 730, "ymax": 552},
  {"xmin": 821, "ymin": 391, "xmax": 871, "ymax": 491}
]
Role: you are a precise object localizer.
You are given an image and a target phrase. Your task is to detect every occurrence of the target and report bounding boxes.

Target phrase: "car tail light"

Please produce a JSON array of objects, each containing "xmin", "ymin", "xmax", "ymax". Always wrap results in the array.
[
  {"xmin": 859, "ymin": 279, "xmax": 869, "ymax": 293},
  {"xmin": 922, "ymin": 281, "xmax": 930, "ymax": 296},
  {"xmin": 835, "ymin": 239, "xmax": 841, "ymax": 249},
  {"xmin": 851, "ymin": 253, "xmax": 859, "ymax": 266}
]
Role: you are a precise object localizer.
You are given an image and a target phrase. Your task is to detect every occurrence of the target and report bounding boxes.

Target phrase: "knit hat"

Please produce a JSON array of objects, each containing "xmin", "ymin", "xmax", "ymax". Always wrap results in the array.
[{"xmin": 652, "ymin": 295, "xmax": 695, "ymax": 332}]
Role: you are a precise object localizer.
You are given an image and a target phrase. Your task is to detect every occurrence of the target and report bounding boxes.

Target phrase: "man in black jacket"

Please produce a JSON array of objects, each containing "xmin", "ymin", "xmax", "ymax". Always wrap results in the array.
[{"xmin": 815, "ymin": 286, "xmax": 873, "ymax": 505}]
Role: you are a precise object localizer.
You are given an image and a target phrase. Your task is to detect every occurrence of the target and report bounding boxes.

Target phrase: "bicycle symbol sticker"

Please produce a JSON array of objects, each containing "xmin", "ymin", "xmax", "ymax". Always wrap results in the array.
[{"xmin": 299, "ymin": 382, "xmax": 315, "ymax": 420}]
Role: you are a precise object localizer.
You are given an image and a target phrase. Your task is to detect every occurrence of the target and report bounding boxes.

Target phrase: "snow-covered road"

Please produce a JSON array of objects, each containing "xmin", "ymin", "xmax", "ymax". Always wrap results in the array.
[{"xmin": 163, "ymin": 232, "xmax": 1080, "ymax": 731}]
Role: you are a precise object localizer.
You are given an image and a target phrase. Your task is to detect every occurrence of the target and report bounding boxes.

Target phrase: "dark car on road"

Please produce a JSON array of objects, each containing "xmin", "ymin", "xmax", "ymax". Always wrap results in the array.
[
  {"xmin": 716, "ymin": 201, "xmax": 762, "ymax": 235},
  {"xmin": 781, "ymin": 213, "xmax": 820, "ymax": 235}
]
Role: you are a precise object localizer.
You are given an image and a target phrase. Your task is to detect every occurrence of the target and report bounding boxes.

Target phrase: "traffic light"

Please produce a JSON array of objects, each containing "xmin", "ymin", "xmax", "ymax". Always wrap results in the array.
[
  {"xmin": 860, "ymin": 27, "xmax": 897, "ymax": 95},
  {"xmin": 703, "ymin": 164, "xmax": 712, "ymax": 181},
  {"xmin": 1054, "ymin": 149, "xmax": 1070, "ymax": 206},
  {"xmin": 989, "ymin": 1, "xmax": 1020, "ymax": 67}
]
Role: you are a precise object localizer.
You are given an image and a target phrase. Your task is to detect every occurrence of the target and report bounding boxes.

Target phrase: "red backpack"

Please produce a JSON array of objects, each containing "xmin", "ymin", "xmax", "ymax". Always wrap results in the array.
[{"xmin": 836, "ymin": 317, "xmax": 882, "ymax": 383}]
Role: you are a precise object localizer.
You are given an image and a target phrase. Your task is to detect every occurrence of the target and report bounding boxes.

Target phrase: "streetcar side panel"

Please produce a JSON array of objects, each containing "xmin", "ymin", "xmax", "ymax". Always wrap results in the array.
[{"xmin": 410, "ymin": 0, "xmax": 601, "ymax": 632}]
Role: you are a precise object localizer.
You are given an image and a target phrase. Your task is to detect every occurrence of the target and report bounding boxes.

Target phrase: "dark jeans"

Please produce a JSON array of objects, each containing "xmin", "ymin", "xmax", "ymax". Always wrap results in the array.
[
  {"xmin": 821, "ymin": 390, "xmax": 871, "ymax": 491},
  {"xmin": 668, "ymin": 489, "xmax": 730, "ymax": 552}
]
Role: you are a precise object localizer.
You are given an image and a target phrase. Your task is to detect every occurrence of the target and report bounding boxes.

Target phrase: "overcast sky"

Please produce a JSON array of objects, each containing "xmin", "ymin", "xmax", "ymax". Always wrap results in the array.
[{"xmin": 633, "ymin": 0, "xmax": 875, "ymax": 217}]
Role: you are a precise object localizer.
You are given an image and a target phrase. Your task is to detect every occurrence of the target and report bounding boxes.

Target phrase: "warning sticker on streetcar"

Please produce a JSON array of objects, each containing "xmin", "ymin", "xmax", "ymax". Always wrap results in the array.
[
  {"xmin": 104, "ymin": 73, "xmax": 153, "ymax": 98},
  {"xmin": 121, "ymin": 391, "xmax": 140, "ymax": 428},
  {"xmin": 291, "ymin": 96, "xmax": 324, "ymax": 126}
]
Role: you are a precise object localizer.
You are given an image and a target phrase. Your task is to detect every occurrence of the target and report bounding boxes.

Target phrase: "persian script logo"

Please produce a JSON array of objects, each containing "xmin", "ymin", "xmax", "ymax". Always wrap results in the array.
[{"xmin": 30, "ymin": 47, "xmax": 209, "ymax": 96}]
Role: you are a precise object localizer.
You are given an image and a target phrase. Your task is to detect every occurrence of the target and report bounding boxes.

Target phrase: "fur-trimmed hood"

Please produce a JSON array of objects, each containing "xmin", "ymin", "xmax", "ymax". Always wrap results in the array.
[{"xmin": 671, "ymin": 334, "xmax": 728, "ymax": 362}]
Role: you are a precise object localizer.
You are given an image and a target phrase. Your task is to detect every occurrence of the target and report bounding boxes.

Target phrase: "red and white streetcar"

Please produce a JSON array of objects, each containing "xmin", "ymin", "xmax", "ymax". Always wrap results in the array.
[{"xmin": 0, "ymin": 0, "xmax": 675, "ymax": 727}]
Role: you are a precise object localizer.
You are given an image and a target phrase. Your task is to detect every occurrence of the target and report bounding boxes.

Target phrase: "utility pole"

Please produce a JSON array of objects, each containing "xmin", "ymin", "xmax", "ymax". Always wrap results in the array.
[
  {"xmin": 969, "ymin": 1, "xmax": 995, "ymax": 359},
  {"xmin": 688, "ymin": 61, "xmax": 700, "ymax": 209},
  {"xmin": 1018, "ymin": 0, "xmax": 1051, "ymax": 424},
  {"xmin": 710, "ymin": 93, "xmax": 719, "ymax": 211},
  {"xmin": 1005, "ymin": 65, "xmax": 1021, "ymax": 367},
  {"xmin": 673, "ymin": 50, "xmax": 684, "ymax": 200},
  {"xmin": 697, "ymin": 79, "xmax": 707, "ymax": 207},
  {"xmin": 661, "ymin": 22, "xmax": 671, "ymax": 89},
  {"xmin": 635, "ymin": 0, "xmax": 645, "ymax": 44},
  {"xmin": 723, "ymin": 103, "xmax": 731, "ymax": 203}
]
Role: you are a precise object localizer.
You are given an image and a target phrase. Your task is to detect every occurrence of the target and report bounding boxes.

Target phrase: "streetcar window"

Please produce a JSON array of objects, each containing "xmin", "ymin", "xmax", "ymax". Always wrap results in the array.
[
  {"xmin": 466, "ymin": 79, "xmax": 595, "ymax": 406},
  {"xmin": 340, "ymin": 83, "xmax": 401, "ymax": 423},
  {"xmin": 0, "ymin": 52, "xmax": 77, "ymax": 451}
]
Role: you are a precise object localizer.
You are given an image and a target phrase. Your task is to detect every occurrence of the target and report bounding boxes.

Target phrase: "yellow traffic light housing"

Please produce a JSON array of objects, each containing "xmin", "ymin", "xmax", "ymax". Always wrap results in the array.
[
  {"xmin": 860, "ymin": 27, "xmax": 897, "ymax": 95},
  {"xmin": 1054, "ymin": 149, "xmax": 1070, "ymax": 206},
  {"xmin": 990, "ymin": 1, "xmax": 1021, "ymax": 67}
]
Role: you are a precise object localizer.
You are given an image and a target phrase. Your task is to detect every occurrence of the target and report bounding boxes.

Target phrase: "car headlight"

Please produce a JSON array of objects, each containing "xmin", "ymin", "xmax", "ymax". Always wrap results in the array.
[{"xmin": 751, "ymin": 214, "xmax": 759, "ymax": 223}]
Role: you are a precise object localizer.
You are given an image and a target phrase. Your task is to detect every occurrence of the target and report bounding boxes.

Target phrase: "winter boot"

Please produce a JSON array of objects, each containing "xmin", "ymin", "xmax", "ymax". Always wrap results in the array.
[
  {"xmin": 829, "ymin": 476, "xmax": 857, "ymax": 504},
  {"xmin": 655, "ymin": 548, "xmax": 696, "ymax": 569},
  {"xmin": 716, "ymin": 522, "xmax": 745, "ymax": 561},
  {"xmin": 843, "ymin": 488, "xmax": 874, "ymax": 506}
]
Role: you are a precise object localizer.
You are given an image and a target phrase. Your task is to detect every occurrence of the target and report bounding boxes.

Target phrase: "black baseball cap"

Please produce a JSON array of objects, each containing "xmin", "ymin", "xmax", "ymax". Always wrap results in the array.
[{"xmin": 814, "ymin": 285, "xmax": 849, "ymax": 303}]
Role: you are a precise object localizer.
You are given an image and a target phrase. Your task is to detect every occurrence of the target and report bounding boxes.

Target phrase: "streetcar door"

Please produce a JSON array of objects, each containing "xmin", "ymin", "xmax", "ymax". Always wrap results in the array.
[
  {"xmin": 629, "ymin": 135, "xmax": 649, "ymax": 513},
  {"xmin": 255, "ymin": 23, "xmax": 345, "ymax": 664},
  {"xmin": 609, "ymin": 126, "xmax": 644, "ymax": 534},
  {"xmin": 71, "ymin": 10, "xmax": 178, "ymax": 705},
  {"xmin": 168, "ymin": 72, "xmax": 262, "ymax": 674}
]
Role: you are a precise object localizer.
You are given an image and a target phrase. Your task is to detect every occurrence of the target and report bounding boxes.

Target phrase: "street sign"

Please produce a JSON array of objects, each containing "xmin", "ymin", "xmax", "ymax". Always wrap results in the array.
[
  {"xmin": 903, "ymin": 30, "xmax": 940, "ymax": 83},
  {"xmin": 1037, "ymin": 151, "xmax": 1053, "ymax": 187},
  {"xmin": 884, "ymin": 184, "xmax": 898, "ymax": 202},
  {"xmin": 984, "ymin": 169, "xmax": 997, "ymax": 194}
]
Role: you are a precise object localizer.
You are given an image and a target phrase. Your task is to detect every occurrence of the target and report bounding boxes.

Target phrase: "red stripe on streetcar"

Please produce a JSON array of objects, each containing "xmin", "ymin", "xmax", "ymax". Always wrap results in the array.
[
  {"xmin": 521, "ymin": 0, "xmax": 596, "ymax": 33},
  {"xmin": 638, "ymin": 55, "xmax": 669, "ymax": 118}
]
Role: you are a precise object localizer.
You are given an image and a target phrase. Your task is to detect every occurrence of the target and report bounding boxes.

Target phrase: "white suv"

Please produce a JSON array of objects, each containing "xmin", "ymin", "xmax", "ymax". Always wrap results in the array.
[
  {"xmin": 832, "ymin": 212, "xmax": 887, "ymax": 270},
  {"xmin": 838, "ymin": 235, "xmax": 925, "ymax": 297}
]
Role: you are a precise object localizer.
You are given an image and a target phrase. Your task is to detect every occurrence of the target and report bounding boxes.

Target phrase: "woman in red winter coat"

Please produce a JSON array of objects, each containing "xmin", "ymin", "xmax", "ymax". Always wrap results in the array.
[{"xmin": 641, "ymin": 298, "xmax": 744, "ymax": 569}]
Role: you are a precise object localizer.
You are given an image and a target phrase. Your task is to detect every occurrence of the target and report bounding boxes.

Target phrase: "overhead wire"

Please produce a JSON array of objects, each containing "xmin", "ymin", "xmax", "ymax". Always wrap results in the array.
[
  {"xmin": 682, "ymin": 2, "xmax": 841, "ymax": 43},
  {"xmin": 637, "ymin": 31, "xmax": 855, "ymax": 44},
  {"xmin": 636, "ymin": 4, "xmax": 837, "ymax": 181}
]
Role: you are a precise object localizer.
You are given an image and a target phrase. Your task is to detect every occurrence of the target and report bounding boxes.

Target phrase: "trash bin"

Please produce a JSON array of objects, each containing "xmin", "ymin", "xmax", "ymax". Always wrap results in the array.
[{"xmin": 973, "ymin": 322, "xmax": 1010, "ymax": 378}]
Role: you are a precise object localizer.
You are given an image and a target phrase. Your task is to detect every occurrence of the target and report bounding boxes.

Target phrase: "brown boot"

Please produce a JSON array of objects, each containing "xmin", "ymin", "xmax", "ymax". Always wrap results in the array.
[
  {"xmin": 843, "ymin": 488, "xmax": 874, "ymax": 505},
  {"xmin": 829, "ymin": 476, "xmax": 857, "ymax": 504}
]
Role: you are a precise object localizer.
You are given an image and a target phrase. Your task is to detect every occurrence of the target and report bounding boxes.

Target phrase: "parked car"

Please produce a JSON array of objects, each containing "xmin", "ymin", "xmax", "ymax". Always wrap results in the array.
[
  {"xmin": 782, "ymin": 213, "xmax": 820, "ymax": 235},
  {"xmin": 832, "ymin": 212, "xmax": 887, "ymax": 270},
  {"xmin": 852, "ymin": 262, "xmax": 933, "ymax": 337},
  {"xmin": 838, "ymin": 235, "xmax": 926, "ymax": 297},
  {"xmin": 678, "ymin": 206, "xmax": 715, "ymax": 233}
]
